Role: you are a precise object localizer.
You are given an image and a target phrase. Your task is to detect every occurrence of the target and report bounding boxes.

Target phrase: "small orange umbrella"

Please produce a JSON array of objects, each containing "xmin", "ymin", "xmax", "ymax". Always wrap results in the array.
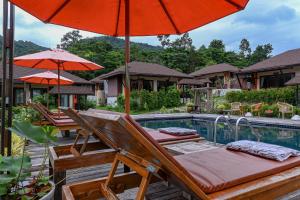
[
  {"xmin": 14, "ymin": 49, "xmax": 103, "ymax": 115},
  {"xmin": 18, "ymin": 71, "xmax": 74, "ymax": 108},
  {"xmin": 10, "ymin": 0, "xmax": 249, "ymax": 114}
]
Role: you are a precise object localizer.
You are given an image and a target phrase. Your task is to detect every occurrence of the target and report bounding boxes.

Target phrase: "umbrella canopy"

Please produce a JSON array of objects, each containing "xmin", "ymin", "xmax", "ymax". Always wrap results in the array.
[
  {"xmin": 18, "ymin": 71, "xmax": 74, "ymax": 85},
  {"xmin": 14, "ymin": 49, "xmax": 103, "ymax": 114},
  {"xmin": 10, "ymin": 0, "xmax": 249, "ymax": 36},
  {"xmin": 14, "ymin": 49, "xmax": 104, "ymax": 70},
  {"xmin": 10, "ymin": 0, "xmax": 249, "ymax": 114}
]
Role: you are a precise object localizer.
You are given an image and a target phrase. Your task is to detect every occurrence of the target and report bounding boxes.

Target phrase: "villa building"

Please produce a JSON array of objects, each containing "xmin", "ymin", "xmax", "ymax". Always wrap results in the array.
[
  {"xmin": 190, "ymin": 63, "xmax": 240, "ymax": 89},
  {"xmin": 91, "ymin": 61, "xmax": 191, "ymax": 105},
  {"xmin": 240, "ymin": 48, "xmax": 300, "ymax": 89},
  {"xmin": 0, "ymin": 65, "xmax": 93, "ymax": 108}
]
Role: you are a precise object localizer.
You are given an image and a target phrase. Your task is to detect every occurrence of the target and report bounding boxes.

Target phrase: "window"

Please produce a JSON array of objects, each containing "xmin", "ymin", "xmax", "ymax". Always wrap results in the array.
[
  {"xmin": 60, "ymin": 95, "xmax": 69, "ymax": 107},
  {"xmin": 15, "ymin": 88, "xmax": 24, "ymax": 104},
  {"xmin": 130, "ymin": 80, "xmax": 139, "ymax": 91},
  {"xmin": 260, "ymin": 73, "xmax": 294, "ymax": 88},
  {"xmin": 158, "ymin": 81, "xmax": 174, "ymax": 90},
  {"xmin": 143, "ymin": 80, "xmax": 153, "ymax": 91},
  {"xmin": 32, "ymin": 89, "xmax": 43, "ymax": 98}
]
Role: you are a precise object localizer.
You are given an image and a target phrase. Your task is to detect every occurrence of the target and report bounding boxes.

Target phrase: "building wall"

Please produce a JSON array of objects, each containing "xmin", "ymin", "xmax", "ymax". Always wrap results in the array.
[{"xmin": 107, "ymin": 77, "xmax": 120, "ymax": 97}]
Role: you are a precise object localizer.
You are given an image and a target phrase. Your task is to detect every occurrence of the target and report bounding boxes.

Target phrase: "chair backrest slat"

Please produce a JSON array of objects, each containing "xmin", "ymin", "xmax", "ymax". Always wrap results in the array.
[{"xmin": 30, "ymin": 103, "xmax": 56, "ymax": 124}]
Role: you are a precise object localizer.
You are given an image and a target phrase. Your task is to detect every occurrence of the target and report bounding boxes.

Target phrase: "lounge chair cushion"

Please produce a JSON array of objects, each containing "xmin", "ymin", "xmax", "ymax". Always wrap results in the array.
[
  {"xmin": 226, "ymin": 140, "xmax": 300, "ymax": 161},
  {"xmin": 53, "ymin": 118, "xmax": 76, "ymax": 125},
  {"xmin": 175, "ymin": 148, "xmax": 300, "ymax": 193},
  {"xmin": 147, "ymin": 130, "xmax": 199, "ymax": 143},
  {"xmin": 158, "ymin": 127, "xmax": 197, "ymax": 136}
]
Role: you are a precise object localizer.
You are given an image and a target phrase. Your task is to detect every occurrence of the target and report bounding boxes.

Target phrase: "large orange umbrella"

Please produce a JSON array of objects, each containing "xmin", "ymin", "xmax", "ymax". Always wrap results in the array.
[
  {"xmin": 14, "ymin": 49, "xmax": 104, "ymax": 114},
  {"xmin": 19, "ymin": 71, "xmax": 74, "ymax": 108},
  {"xmin": 10, "ymin": 0, "xmax": 249, "ymax": 113}
]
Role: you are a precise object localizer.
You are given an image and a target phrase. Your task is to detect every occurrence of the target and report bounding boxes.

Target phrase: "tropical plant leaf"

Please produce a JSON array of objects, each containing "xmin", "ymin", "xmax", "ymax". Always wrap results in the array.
[
  {"xmin": 42, "ymin": 126, "xmax": 58, "ymax": 143},
  {"xmin": 0, "ymin": 184, "xmax": 8, "ymax": 196},
  {"xmin": 0, "ymin": 174, "xmax": 16, "ymax": 184},
  {"xmin": 8, "ymin": 121, "xmax": 57, "ymax": 144},
  {"xmin": 0, "ymin": 156, "xmax": 31, "ymax": 175}
]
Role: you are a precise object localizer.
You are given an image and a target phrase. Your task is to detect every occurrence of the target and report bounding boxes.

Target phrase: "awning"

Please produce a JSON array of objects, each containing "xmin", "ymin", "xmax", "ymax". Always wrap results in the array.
[
  {"xmin": 49, "ymin": 85, "xmax": 94, "ymax": 95},
  {"xmin": 178, "ymin": 78, "xmax": 211, "ymax": 86}
]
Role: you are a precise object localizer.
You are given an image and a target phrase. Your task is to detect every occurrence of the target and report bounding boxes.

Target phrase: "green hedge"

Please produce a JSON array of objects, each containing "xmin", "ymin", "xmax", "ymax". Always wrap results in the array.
[
  {"xmin": 225, "ymin": 87, "xmax": 295, "ymax": 104},
  {"xmin": 117, "ymin": 86, "xmax": 181, "ymax": 111}
]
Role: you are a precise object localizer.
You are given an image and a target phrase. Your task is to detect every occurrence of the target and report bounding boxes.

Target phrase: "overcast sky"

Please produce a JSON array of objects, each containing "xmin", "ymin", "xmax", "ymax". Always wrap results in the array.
[{"xmin": 1, "ymin": 0, "xmax": 300, "ymax": 55}]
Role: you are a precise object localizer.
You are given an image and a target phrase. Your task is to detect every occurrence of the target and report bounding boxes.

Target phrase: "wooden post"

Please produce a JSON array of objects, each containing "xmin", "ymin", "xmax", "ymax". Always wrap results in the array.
[
  {"xmin": 7, "ymin": 2, "xmax": 14, "ymax": 156},
  {"xmin": 1, "ymin": 0, "xmax": 8, "ymax": 155}
]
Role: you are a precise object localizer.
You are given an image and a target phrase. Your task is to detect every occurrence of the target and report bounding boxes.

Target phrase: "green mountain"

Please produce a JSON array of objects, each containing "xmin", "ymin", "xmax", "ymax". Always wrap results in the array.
[
  {"xmin": 82, "ymin": 36, "xmax": 162, "ymax": 51},
  {"xmin": 0, "ymin": 35, "xmax": 48, "ymax": 57}
]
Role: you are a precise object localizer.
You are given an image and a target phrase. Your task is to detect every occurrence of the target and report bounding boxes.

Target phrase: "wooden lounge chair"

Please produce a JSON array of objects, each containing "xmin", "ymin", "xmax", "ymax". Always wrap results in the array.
[
  {"xmin": 35, "ymin": 102, "xmax": 71, "ymax": 119},
  {"xmin": 29, "ymin": 103, "xmax": 80, "ymax": 135},
  {"xmin": 62, "ymin": 108, "xmax": 201, "ymax": 157},
  {"xmin": 230, "ymin": 102, "xmax": 242, "ymax": 116},
  {"xmin": 251, "ymin": 103, "xmax": 262, "ymax": 117},
  {"xmin": 277, "ymin": 102, "xmax": 294, "ymax": 119},
  {"xmin": 62, "ymin": 110, "xmax": 300, "ymax": 200}
]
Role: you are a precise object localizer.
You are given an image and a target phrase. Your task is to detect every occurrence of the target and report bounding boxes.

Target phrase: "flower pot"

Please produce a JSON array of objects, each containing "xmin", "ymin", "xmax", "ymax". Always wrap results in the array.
[{"xmin": 40, "ymin": 181, "xmax": 55, "ymax": 200}]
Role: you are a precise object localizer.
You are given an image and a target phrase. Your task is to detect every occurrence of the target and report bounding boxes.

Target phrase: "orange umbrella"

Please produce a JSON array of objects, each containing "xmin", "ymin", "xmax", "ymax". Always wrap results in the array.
[
  {"xmin": 10, "ymin": 0, "xmax": 249, "ymax": 113},
  {"xmin": 14, "ymin": 49, "xmax": 103, "ymax": 114},
  {"xmin": 18, "ymin": 71, "xmax": 74, "ymax": 108}
]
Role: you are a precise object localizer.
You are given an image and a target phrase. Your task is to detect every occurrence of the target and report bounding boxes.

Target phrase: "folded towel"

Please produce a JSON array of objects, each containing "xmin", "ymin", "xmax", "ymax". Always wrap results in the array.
[
  {"xmin": 159, "ymin": 127, "xmax": 197, "ymax": 136},
  {"xmin": 226, "ymin": 140, "xmax": 300, "ymax": 162}
]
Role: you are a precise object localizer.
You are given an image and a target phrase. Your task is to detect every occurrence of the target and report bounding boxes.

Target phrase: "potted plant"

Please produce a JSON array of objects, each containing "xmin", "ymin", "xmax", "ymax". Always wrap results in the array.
[
  {"xmin": 186, "ymin": 102, "xmax": 194, "ymax": 113},
  {"xmin": 216, "ymin": 104, "xmax": 226, "ymax": 114},
  {"xmin": 0, "ymin": 121, "xmax": 58, "ymax": 200}
]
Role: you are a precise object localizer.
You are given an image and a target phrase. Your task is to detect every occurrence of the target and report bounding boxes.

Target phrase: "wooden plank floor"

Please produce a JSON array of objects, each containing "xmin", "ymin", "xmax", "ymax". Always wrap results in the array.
[{"xmin": 25, "ymin": 133, "xmax": 190, "ymax": 200}]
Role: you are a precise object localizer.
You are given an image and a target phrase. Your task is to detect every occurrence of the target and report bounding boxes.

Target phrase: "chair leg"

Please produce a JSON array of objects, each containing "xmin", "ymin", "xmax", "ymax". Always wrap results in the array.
[{"xmin": 136, "ymin": 172, "xmax": 152, "ymax": 200}]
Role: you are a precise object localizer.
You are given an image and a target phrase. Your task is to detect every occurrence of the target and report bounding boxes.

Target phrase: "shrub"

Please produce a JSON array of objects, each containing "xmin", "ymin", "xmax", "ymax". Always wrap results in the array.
[
  {"xmin": 13, "ymin": 106, "xmax": 40, "ymax": 122},
  {"xmin": 116, "ymin": 87, "xmax": 181, "ymax": 111},
  {"xmin": 225, "ymin": 87, "xmax": 295, "ymax": 104},
  {"xmin": 79, "ymin": 97, "xmax": 96, "ymax": 110},
  {"xmin": 32, "ymin": 94, "xmax": 47, "ymax": 105},
  {"xmin": 165, "ymin": 86, "xmax": 181, "ymax": 107}
]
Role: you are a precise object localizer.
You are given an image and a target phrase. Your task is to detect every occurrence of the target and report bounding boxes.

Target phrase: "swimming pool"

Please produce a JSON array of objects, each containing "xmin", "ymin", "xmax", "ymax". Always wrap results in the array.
[{"xmin": 138, "ymin": 118, "xmax": 300, "ymax": 150}]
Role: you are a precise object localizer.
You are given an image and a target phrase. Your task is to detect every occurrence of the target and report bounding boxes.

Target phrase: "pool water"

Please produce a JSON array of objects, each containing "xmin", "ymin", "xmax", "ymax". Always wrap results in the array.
[{"xmin": 139, "ymin": 118, "xmax": 300, "ymax": 150}]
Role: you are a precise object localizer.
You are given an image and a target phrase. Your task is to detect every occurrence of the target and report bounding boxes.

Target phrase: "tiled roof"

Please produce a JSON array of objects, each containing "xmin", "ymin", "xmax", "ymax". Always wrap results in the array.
[
  {"xmin": 92, "ymin": 61, "xmax": 191, "ymax": 80},
  {"xmin": 49, "ymin": 85, "xmax": 94, "ymax": 95},
  {"xmin": 242, "ymin": 48, "xmax": 300, "ymax": 73},
  {"xmin": 190, "ymin": 63, "xmax": 239, "ymax": 77}
]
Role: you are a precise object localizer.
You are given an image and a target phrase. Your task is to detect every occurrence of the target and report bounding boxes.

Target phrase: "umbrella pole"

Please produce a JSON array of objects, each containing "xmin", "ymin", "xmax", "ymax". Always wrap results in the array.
[
  {"xmin": 124, "ymin": 0, "xmax": 130, "ymax": 114},
  {"xmin": 58, "ymin": 65, "xmax": 61, "ymax": 118},
  {"xmin": 47, "ymin": 80, "xmax": 49, "ymax": 109}
]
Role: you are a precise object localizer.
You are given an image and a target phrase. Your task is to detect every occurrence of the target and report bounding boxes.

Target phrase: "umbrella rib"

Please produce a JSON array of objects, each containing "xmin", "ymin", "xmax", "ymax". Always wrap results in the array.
[
  {"xmin": 31, "ymin": 59, "xmax": 45, "ymax": 68},
  {"xmin": 113, "ymin": 0, "xmax": 122, "ymax": 36},
  {"xmin": 80, "ymin": 62, "xmax": 93, "ymax": 71},
  {"xmin": 45, "ymin": 0, "xmax": 71, "ymax": 23},
  {"xmin": 225, "ymin": 0, "xmax": 243, "ymax": 9},
  {"xmin": 158, "ymin": 0, "xmax": 180, "ymax": 34}
]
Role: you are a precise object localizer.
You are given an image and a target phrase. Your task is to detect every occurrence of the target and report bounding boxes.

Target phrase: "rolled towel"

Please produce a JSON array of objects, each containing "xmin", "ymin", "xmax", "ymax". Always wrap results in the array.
[
  {"xmin": 226, "ymin": 140, "xmax": 300, "ymax": 162},
  {"xmin": 159, "ymin": 127, "xmax": 197, "ymax": 136}
]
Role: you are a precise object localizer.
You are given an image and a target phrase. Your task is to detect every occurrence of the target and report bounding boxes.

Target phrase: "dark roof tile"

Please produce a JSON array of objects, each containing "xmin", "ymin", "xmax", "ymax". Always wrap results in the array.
[
  {"xmin": 242, "ymin": 48, "xmax": 300, "ymax": 73},
  {"xmin": 92, "ymin": 61, "xmax": 191, "ymax": 80},
  {"xmin": 190, "ymin": 63, "xmax": 239, "ymax": 77}
]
